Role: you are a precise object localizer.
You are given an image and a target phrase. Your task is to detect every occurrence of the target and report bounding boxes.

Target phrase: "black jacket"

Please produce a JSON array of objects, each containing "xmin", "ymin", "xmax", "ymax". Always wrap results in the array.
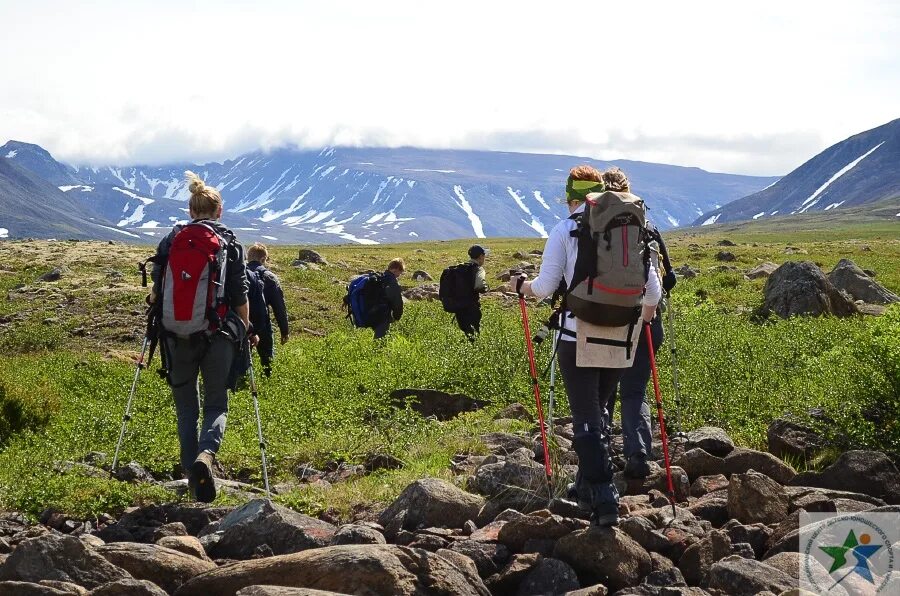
[
  {"xmin": 151, "ymin": 219, "xmax": 248, "ymax": 308},
  {"xmin": 248, "ymin": 261, "xmax": 289, "ymax": 336},
  {"xmin": 381, "ymin": 270, "xmax": 403, "ymax": 322}
]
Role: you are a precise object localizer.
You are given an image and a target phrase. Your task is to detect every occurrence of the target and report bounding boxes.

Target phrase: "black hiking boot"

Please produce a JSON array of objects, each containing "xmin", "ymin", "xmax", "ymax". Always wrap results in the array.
[
  {"xmin": 191, "ymin": 450, "xmax": 217, "ymax": 503},
  {"xmin": 624, "ymin": 454, "xmax": 652, "ymax": 479}
]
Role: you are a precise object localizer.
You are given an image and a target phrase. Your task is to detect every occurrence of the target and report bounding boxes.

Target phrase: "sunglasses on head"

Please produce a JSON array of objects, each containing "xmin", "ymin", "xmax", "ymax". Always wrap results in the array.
[{"xmin": 565, "ymin": 178, "xmax": 605, "ymax": 202}]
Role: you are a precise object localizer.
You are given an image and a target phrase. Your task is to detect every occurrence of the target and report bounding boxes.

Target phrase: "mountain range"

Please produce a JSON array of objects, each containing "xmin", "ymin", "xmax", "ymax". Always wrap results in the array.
[
  {"xmin": 0, "ymin": 142, "xmax": 775, "ymax": 243},
  {"xmin": 695, "ymin": 118, "xmax": 900, "ymax": 226}
]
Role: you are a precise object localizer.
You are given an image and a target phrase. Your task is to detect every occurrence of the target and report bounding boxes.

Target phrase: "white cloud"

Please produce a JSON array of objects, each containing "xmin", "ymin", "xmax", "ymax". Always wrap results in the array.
[{"xmin": 0, "ymin": 0, "xmax": 898, "ymax": 175}]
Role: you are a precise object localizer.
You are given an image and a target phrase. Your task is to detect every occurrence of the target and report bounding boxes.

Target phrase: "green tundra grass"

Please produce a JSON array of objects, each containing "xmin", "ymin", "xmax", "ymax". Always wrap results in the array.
[{"xmin": 0, "ymin": 218, "xmax": 897, "ymax": 519}]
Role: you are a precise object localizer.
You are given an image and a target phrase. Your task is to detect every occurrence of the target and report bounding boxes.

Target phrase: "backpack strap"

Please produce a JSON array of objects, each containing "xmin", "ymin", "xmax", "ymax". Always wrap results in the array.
[{"xmin": 583, "ymin": 319, "xmax": 637, "ymax": 360}]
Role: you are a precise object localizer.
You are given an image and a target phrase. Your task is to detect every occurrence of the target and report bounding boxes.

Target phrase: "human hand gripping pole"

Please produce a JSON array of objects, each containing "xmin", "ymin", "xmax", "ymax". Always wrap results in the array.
[
  {"xmin": 644, "ymin": 321, "xmax": 677, "ymax": 516},
  {"xmin": 516, "ymin": 276, "xmax": 553, "ymax": 500}
]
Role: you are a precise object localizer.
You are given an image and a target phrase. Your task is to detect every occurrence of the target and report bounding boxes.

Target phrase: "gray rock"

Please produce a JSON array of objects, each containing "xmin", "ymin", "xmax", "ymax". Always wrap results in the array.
[
  {"xmin": 0, "ymin": 581, "xmax": 81, "ymax": 595},
  {"xmin": 378, "ymin": 478, "xmax": 485, "ymax": 538},
  {"xmin": 39, "ymin": 268, "xmax": 64, "ymax": 282},
  {"xmin": 89, "ymin": 579, "xmax": 168, "ymax": 595},
  {"xmin": 155, "ymin": 536, "xmax": 210, "ymax": 561},
  {"xmin": 235, "ymin": 588, "xmax": 344, "ymax": 596},
  {"xmin": 497, "ymin": 510, "xmax": 586, "ymax": 553},
  {"xmin": 677, "ymin": 529, "xmax": 732, "ymax": 586},
  {"xmin": 728, "ymin": 471, "xmax": 789, "ymax": 525},
  {"xmin": 209, "ymin": 499, "xmax": 336, "ymax": 560},
  {"xmin": 411, "ymin": 270, "xmax": 433, "ymax": 282},
  {"xmin": 390, "ymin": 388, "xmax": 489, "ymax": 420},
  {"xmin": 715, "ymin": 251, "xmax": 736, "ymax": 262},
  {"xmin": 296, "ymin": 250, "xmax": 327, "ymax": 265},
  {"xmin": 790, "ymin": 450, "xmax": 900, "ymax": 504},
  {"xmin": 684, "ymin": 428, "xmax": 734, "ymax": 458},
  {"xmin": 470, "ymin": 449, "xmax": 550, "ymax": 513},
  {"xmin": 96, "ymin": 542, "xmax": 215, "ymax": 594},
  {"xmin": 761, "ymin": 261, "xmax": 857, "ymax": 318},
  {"xmin": 480, "ymin": 433, "xmax": 534, "ymax": 455},
  {"xmin": 707, "ymin": 556, "xmax": 795, "ymax": 595},
  {"xmin": 449, "ymin": 540, "xmax": 511, "ymax": 578},
  {"xmin": 828, "ymin": 258, "xmax": 899, "ymax": 304},
  {"xmin": 746, "ymin": 262, "xmax": 778, "ymax": 280},
  {"xmin": 518, "ymin": 558, "xmax": 580, "ymax": 595},
  {"xmin": 554, "ymin": 527, "xmax": 652, "ymax": 592},
  {"xmin": 486, "ymin": 553, "xmax": 542, "ymax": 594},
  {"xmin": 689, "ymin": 475, "xmax": 729, "ymax": 498},
  {"xmin": 329, "ymin": 524, "xmax": 386, "ymax": 545},
  {"xmin": 494, "ymin": 404, "xmax": 533, "ymax": 422},
  {"xmin": 0, "ymin": 534, "xmax": 130, "ymax": 589},
  {"xmin": 176, "ymin": 544, "xmax": 491, "ymax": 596},
  {"xmin": 620, "ymin": 516, "xmax": 670, "ymax": 554},
  {"xmin": 112, "ymin": 462, "xmax": 154, "ymax": 483},
  {"xmin": 674, "ymin": 449, "xmax": 727, "ymax": 481},
  {"xmin": 766, "ymin": 419, "xmax": 825, "ymax": 460},
  {"xmin": 675, "ymin": 264, "xmax": 699, "ymax": 279},
  {"xmin": 723, "ymin": 448, "xmax": 796, "ymax": 484}
]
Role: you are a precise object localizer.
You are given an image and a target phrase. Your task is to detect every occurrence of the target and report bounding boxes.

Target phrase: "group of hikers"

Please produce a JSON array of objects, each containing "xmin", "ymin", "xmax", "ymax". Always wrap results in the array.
[{"xmin": 138, "ymin": 164, "xmax": 677, "ymax": 526}]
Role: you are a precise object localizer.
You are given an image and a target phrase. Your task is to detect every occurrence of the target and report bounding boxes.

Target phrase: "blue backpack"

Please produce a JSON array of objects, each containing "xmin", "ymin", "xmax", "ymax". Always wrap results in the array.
[{"xmin": 344, "ymin": 272, "xmax": 385, "ymax": 328}]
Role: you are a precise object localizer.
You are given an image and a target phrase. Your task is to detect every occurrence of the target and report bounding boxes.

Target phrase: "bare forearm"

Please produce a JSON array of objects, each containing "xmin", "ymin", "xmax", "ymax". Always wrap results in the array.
[{"xmin": 235, "ymin": 303, "xmax": 250, "ymax": 329}]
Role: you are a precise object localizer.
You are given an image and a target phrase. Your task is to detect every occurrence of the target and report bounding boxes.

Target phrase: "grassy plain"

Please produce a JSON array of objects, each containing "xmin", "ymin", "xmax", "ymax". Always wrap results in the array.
[{"xmin": 0, "ymin": 217, "xmax": 897, "ymax": 518}]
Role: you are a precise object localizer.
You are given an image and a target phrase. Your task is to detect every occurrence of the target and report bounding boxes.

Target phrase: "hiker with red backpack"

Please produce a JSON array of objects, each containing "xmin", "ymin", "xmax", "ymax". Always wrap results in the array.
[
  {"xmin": 148, "ymin": 171, "xmax": 251, "ymax": 503},
  {"xmin": 439, "ymin": 245, "xmax": 489, "ymax": 341},
  {"xmin": 513, "ymin": 165, "xmax": 662, "ymax": 526},
  {"xmin": 246, "ymin": 243, "xmax": 289, "ymax": 377}
]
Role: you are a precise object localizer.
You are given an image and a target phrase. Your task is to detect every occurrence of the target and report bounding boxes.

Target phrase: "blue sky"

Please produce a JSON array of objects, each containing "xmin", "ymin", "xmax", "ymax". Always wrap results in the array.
[{"xmin": 0, "ymin": 0, "xmax": 897, "ymax": 175}]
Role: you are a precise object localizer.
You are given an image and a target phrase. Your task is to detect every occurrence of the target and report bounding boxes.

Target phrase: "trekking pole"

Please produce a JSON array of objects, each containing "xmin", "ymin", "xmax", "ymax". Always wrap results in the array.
[
  {"xmin": 645, "ymin": 321, "xmax": 677, "ymax": 517},
  {"xmin": 517, "ymin": 288, "xmax": 553, "ymax": 501},
  {"xmin": 111, "ymin": 336, "xmax": 149, "ymax": 473},
  {"xmin": 547, "ymin": 329, "xmax": 559, "ymax": 430},
  {"xmin": 247, "ymin": 357, "xmax": 271, "ymax": 497},
  {"xmin": 666, "ymin": 293, "xmax": 687, "ymax": 438}
]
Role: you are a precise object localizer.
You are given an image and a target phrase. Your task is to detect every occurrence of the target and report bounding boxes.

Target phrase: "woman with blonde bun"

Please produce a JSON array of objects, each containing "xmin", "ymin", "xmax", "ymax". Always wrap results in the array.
[{"xmin": 149, "ymin": 171, "xmax": 249, "ymax": 503}]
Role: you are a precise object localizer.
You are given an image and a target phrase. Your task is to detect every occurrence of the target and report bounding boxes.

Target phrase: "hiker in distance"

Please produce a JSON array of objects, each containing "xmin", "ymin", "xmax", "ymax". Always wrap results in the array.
[
  {"xmin": 601, "ymin": 167, "xmax": 677, "ymax": 479},
  {"xmin": 373, "ymin": 258, "xmax": 405, "ymax": 339},
  {"xmin": 246, "ymin": 243, "xmax": 290, "ymax": 377},
  {"xmin": 513, "ymin": 165, "xmax": 662, "ymax": 526},
  {"xmin": 439, "ymin": 245, "xmax": 489, "ymax": 342},
  {"xmin": 149, "ymin": 171, "xmax": 252, "ymax": 503}
]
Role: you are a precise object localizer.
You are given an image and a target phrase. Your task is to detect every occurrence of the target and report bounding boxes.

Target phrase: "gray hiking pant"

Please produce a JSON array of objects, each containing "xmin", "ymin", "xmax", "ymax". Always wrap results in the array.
[
  {"xmin": 608, "ymin": 317, "xmax": 664, "ymax": 459},
  {"xmin": 165, "ymin": 334, "xmax": 235, "ymax": 474}
]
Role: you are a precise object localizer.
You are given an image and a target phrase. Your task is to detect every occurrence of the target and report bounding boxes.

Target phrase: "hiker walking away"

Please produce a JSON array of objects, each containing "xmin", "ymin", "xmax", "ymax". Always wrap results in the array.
[
  {"xmin": 514, "ymin": 165, "xmax": 661, "ymax": 526},
  {"xmin": 246, "ymin": 243, "xmax": 289, "ymax": 376},
  {"xmin": 440, "ymin": 245, "xmax": 489, "ymax": 341},
  {"xmin": 372, "ymin": 258, "xmax": 405, "ymax": 339},
  {"xmin": 599, "ymin": 167, "xmax": 677, "ymax": 479},
  {"xmin": 149, "ymin": 171, "xmax": 250, "ymax": 503}
]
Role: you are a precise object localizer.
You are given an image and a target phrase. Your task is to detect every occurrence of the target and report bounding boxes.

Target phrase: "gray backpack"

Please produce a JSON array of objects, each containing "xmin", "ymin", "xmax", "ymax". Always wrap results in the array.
[{"xmin": 567, "ymin": 191, "xmax": 650, "ymax": 327}]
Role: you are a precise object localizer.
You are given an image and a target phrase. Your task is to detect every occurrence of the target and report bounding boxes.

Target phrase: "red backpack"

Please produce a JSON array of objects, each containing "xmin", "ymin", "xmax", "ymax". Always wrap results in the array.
[{"xmin": 161, "ymin": 222, "xmax": 230, "ymax": 336}]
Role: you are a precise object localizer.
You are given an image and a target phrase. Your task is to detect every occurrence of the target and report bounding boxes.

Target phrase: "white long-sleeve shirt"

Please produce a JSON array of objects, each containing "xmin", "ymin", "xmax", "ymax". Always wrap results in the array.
[{"xmin": 530, "ymin": 203, "xmax": 661, "ymax": 342}]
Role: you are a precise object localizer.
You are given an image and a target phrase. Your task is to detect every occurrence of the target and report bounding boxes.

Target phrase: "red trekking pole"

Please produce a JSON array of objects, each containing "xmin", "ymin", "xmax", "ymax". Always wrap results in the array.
[
  {"xmin": 645, "ymin": 321, "xmax": 677, "ymax": 516},
  {"xmin": 517, "ymin": 286, "xmax": 553, "ymax": 499}
]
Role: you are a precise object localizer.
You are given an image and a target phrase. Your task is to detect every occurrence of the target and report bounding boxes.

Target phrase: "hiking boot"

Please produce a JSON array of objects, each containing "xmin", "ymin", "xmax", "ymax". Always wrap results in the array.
[
  {"xmin": 589, "ymin": 482, "xmax": 620, "ymax": 527},
  {"xmin": 191, "ymin": 450, "xmax": 217, "ymax": 503},
  {"xmin": 624, "ymin": 454, "xmax": 652, "ymax": 479}
]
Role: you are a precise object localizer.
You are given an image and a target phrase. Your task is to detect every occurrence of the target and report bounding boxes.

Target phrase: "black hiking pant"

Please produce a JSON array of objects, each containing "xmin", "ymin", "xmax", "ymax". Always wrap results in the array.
[{"xmin": 454, "ymin": 305, "xmax": 482, "ymax": 340}]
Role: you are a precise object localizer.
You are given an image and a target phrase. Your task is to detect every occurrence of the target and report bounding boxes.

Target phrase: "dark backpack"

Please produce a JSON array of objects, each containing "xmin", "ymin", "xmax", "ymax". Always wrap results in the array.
[
  {"xmin": 161, "ymin": 222, "xmax": 230, "ymax": 336},
  {"xmin": 344, "ymin": 272, "xmax": 386, "ymax": 328},
  {"xmin": 439, "ymin": 262, "xmax": 478, "ymax": 313},
  {"xmin": 246, "ymin": 268, "xmax": 269, "ymax": 335}
]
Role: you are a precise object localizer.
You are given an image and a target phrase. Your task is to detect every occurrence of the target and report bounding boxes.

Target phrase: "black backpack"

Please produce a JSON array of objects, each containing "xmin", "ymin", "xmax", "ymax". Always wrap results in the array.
[
  {"xmin": 246, "ymin": 268, "xmax": 270, "ymax": 335},
  {"xmin": 439, "ymin": 262, "xmax": 478, "ymax": 313}
]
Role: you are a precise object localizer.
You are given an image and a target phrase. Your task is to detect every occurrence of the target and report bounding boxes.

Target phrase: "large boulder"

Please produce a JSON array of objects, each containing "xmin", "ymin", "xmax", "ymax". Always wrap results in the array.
[
  {"xmin": 0, "ymin": 534, "xmax": 130, "ymax": 589},
  {"xmin": 449, "ymin": 540, "xmax": 511, "ymax": 578},
  {"xmin": 766, "ymin": 419, "xmax": 825, "ymax": 460},
  {"xmin": 745, "ymin": 262, "xmax": 778, "ymax": 280},
  {"xmin": 390, "ymin": 389, "xmax": 489, "ymax": 421},
  {"xmin": 554, "ymin": 527, "xmax": 652, "ymax": 592},
  {"xmin": 790, "ymin": 450, "xmax": 900, "ymax": 504},
  {"xmin": 207, "ymin": 499, "xmax": 336, "ymax": 560},
  {"xmin": 674, "ymin": 449, "xmax": 727, "ymax": 481},
  {"xmin": 496, "ymin": 510, "xmax": 585, "ymax": 553},
  {"xmin": 828, "ymin": 258, "xmax": 900, "ymax": 304},
  {"xmin": 760, "ymin": 261, "xmax": 857, "ymax": 318},
  {"xmin": 91, "ymin": 578, "xmax": 169, "ymax": 595},
  {"xmin": 175, "ymin": 545, "xmax": 490, "ymax": 596},
  {"xmin": 378, "ymin": 478, "xmax": 484, "ymax": 538},
  {"xmin": 296, "ymin": 250, "xmax": 327, "ymax": 265},
  {"xmin": 470, "ymin": 449, "xmax": 549, "ymax": 512},
  {"xmin": 517, "ymin": 558, "xmax": 580, "ymax": 595},
  {"xmin": 723, "ymin": 448, "xmax": 796, "ymax": 484},
  {"xmin": 96, "ymin": 542, "xmax": 215, "ymax": 594},
  {"xmin": 707, "ymin": 556, "xmax": 795, "ymax": 595},
  {"xmin": 727, "ymin": 471, "xmax": 789, "ymax": 525},
  {"xmin": 684, "ymin": 428, "xmax": 734, "ymax": 457}
]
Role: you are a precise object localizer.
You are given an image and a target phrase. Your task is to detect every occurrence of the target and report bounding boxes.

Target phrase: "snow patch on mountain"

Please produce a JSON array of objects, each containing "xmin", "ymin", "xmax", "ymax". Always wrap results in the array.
[
  {"xmin": 0, "ymin": 228, "xmax": 8, "ymax": 238},
  {"xmin": 701, "ymin": 214, "xmax": 721, "ymax": 226},
  {"xmin": 824, "ymin": 201, "xmax": 846, "ymax": 211},
  {"xmin": 799, "ymin": 141, "xmax": 885, "ymax": 213},
  {"xmin": 533, "ymin": 191, "xmax": 551, "ymax": 210},
  {"xmin": 753, "ymin": 212, "xmax": 765, "ymax": 220},
  {"xmin": 59, "ymin": 185, "xmax": 94, "ymax": 192},
  {"xmin": 118, "ymin": 204, "xmax": 146, "ymax": 226},
  {"xmin": 451, "ymin": 185, "xmax": 485, "ymax": 238},
  {"xmin": 508, "ymin": 187, "xmax": 548, "ymax": 237},
  {"xmin": 5, "ymin": 151, "xmax": 17, "ymax": 159},
  {"xmin": 405, "ymin": 168, "xmax": 455, "ymax": 173},
  {"xmin": 97, "ymin": 224, "xmax": 139, "ymax": 238},
  {"xmin": 112, "ymin": 187, "xmax": 154, "ymax": 205},
  {"xmin": 259, "ymin": 186, "xmax": 313, "ymax": 222}
]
